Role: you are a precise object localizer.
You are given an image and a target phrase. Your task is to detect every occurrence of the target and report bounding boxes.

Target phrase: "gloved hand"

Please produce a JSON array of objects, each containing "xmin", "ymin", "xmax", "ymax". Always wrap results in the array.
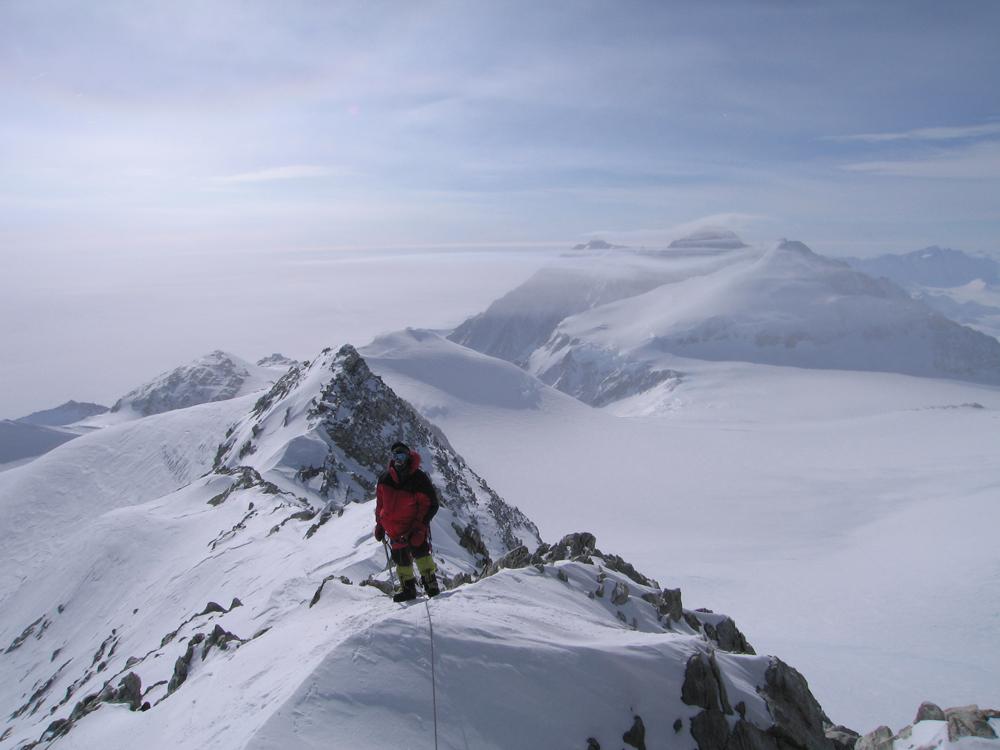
[{"xmin": 374, "ymin": 524, "xmax": 385, "ymax": 542}]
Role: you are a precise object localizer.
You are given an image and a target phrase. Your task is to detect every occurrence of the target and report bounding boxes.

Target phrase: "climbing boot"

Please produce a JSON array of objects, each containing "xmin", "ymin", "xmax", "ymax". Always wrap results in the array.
[
  {"xmin": 392, "ymin": 578, "xmax": 418, "ymax": 603},
  {"xmin": 421, "ymin": 573, "xmax": 441, "ymax": 598}
]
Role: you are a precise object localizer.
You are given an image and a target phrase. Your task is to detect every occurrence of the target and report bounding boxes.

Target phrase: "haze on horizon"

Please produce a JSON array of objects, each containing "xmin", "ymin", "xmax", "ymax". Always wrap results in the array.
[{"xmin": 2, "ymin": 0, "xmax": 1000, "ymax": 415}]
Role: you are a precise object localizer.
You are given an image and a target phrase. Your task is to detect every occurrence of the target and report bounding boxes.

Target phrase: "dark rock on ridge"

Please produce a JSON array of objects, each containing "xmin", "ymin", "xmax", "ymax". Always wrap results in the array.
[
  {"xmin": 915, "ymin": 701, "xmax": 946, "ymax": 723},
  {"xmin": 622, "ymin": 715, "xmax": 647, "ymax": 749}
]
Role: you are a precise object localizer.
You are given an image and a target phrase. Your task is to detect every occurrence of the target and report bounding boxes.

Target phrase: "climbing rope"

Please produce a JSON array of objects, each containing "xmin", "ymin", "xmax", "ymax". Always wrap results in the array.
[
  {"xmin": 382, "ymin": 539, "xmax": 398, "ymax": 590},
  {"xmin": 384, "ymin": 538, "xmax": 439, "ymax": 749},
  {"xmin": 424, "ymin": 600, "xmax": 440, "ymax": 750}
]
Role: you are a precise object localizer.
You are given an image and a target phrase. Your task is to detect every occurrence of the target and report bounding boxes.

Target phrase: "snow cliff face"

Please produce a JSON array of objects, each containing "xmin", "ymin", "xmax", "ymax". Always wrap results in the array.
[{"xmin": 110, "ymin": 350, "xmax": 278, "ymax": 417}]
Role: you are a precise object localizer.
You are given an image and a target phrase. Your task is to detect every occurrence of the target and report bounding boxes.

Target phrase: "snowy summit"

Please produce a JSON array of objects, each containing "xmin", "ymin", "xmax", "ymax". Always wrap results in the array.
[
  {"xmin": 669, "ymin": 229, "xmax": 749, "ymax": 250},
  {"xmin": 110, "ymin": 351, "xmax": 281, "ymax": 418}
]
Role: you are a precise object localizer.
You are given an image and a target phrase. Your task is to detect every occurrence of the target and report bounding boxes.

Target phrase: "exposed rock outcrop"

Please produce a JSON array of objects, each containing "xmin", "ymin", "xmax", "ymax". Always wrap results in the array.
[
  {"xmin": 915, "ymin": 701, "xmax": 946, "ymax": 723},
  {"xmin": 167, "ymin": 625, "xmax": 243, "ymax": 696},
  {"xmin": 682, "ymin": 650, "xmax": 835, "ymax": 750},
  {"xmin": 622, "ymin": 715, "xmax": 647, "ymax": 750},
  {"xmin": 855, "ymin": 726, "xmax": 893, "ymax": 750},
  {"xmin": 946, "ymin": 705, "xmax": 998, "ymax": 741},
  {"xmin": 760, "ymin": 658, "xmax": 833, "ymax": 750}
]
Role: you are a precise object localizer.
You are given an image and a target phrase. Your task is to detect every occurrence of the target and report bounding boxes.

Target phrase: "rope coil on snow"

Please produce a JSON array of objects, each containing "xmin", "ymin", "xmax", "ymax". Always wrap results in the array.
[{"xmin": 425, "ymin": 600, "xmax": 440, "ymax": 750}]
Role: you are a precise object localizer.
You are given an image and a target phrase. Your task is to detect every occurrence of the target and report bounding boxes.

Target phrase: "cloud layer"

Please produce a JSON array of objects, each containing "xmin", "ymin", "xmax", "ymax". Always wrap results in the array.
[{"xmin": 2, "ymin": 0, "xmax": 999, "ymax": 255}]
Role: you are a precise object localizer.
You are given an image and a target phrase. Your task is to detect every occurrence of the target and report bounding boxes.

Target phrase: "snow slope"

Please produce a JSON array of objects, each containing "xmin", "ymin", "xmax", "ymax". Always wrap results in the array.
[
  {"xmin": 0, "ymin": 421, "xmax": 77, "ymax": 466},
  {"xmin": 365, "ymin": 329, "xmax": 1000, "ymax": 734},
  {"xmin": 0, "ymin": 394, "xmax": 256, "ymax": 603}
]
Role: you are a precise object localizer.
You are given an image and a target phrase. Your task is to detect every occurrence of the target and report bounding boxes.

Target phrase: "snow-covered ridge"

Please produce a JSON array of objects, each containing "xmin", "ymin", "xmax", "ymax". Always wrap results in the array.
[
  {"xmin": 14, "ymin": 400, "xmax": 108, "ymax": 427},
  {"xmin": 669, "ymin": 228, "xmax": 749, "ymax": 250},
  {"xmin": 214, "ymin": 343, "xmax": 540, "ymax": 560},
  {"xmin": 256, "ymin": 353, "xmax": 299, "ymax": 368},
  {"xmin": 571, "ymin": 238, "xmax": 627, "ymax": 251},
  {"xmin": 363, "ymin": 328, "xmax": 553, "ymax": 412},
  {"xmin": 110, "ymin": 350, "xmax": 282, "ymax": 418}
]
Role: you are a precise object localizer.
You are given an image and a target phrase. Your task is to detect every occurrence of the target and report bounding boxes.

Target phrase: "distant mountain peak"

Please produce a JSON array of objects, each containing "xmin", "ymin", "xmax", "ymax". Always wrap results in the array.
[
  {"xmin": 572, "ymin": 238, "xmax": 625, "ymax": 251},
  {"xmin": 111, "ymin": 351, "xmax": 273, "ymax": 417},
  {"xmin": 774, "ymin": 238, "xmax": 814, "ymax": 255},
  {"xmin": 845, "ymin": 245, "xmax": 1000, "ymax": 288},
  {"xmin": 256, "ymin": 353, "xmax": 299, "ymax": 368},
  {"xmin": 16, "ymin": 400, "xmax": 108, "ymax": 427},
  {"xmin": 669, "ymin": 228, "xmax": 748, "ymax": 250}
]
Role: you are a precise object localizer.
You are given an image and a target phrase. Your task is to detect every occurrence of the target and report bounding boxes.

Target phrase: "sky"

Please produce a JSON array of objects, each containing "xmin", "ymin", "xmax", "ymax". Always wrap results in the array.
[
  {"xmin": 3, "ymin": 0, "xmax": 1000, "ymax": 415},
  {"xmin": 2, "ymin": 0, "xmax": 1000, "ymax": 257}
]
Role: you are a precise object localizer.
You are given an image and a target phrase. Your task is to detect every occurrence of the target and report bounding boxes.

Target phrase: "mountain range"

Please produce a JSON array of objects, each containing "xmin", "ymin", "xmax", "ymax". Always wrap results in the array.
[
  {"xmin": 844, "ymin": 246, "xmax": 1000, "ymax": 341},
  {"xmin": 454, "ymin": 237, "xmax": 1000, "ymax": 408},
  {"xmin": 2, "ymin": 234, "xmax": 999, "ymax": 748}
]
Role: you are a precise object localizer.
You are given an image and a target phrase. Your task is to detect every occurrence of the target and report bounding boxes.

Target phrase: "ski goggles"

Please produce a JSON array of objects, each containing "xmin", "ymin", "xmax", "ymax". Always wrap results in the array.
[{"xmin": 392, "ymin": 450, "xmax": 410, "ymax": 464}]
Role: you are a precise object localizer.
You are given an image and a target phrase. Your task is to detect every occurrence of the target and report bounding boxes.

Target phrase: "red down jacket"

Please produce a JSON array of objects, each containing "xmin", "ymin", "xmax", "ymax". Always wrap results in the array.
[{"xmin": 375, "ymin": 450, "xmax": 440, "ymax": 549}]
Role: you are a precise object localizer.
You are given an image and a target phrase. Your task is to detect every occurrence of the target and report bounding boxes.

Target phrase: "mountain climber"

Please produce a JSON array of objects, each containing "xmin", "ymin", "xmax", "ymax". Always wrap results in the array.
[{"xmin": 374, "ymin": 442, "xmax": 442, "ymax": 602}]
